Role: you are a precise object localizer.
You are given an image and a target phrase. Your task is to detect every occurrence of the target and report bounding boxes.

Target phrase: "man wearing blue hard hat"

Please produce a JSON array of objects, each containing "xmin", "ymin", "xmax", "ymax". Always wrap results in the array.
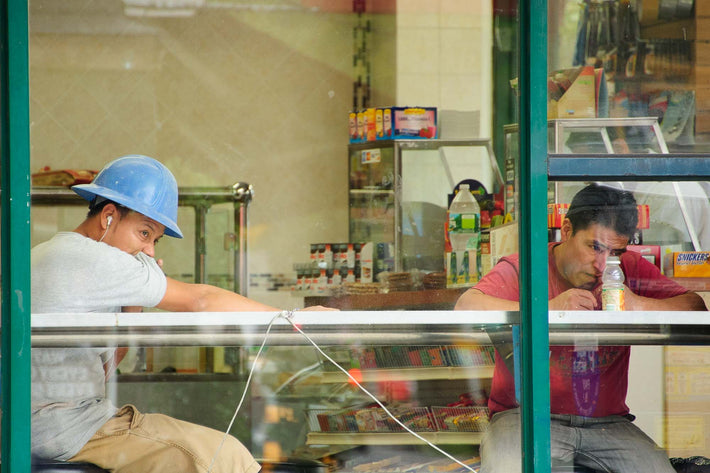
[{"xmin": 31, "ymin": 155, "xmax": 331, "ymax": 472}]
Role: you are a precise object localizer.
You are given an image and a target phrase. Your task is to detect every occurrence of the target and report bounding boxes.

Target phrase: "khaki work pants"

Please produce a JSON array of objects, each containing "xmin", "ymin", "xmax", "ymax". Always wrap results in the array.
[{"xmin": 69, "ymin": 405, "xmax": 261, "ymax": 473}]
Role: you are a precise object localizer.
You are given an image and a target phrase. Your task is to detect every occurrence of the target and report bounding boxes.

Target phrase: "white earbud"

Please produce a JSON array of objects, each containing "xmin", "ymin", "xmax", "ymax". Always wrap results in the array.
[{"xmin": 99, "ymin": 216, "xmax": 113, "ymax": 243}]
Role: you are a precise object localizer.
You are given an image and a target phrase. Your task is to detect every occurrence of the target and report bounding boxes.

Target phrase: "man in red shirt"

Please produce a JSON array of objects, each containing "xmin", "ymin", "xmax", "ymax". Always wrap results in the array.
[{"xmin": 455, "ymin": 183, "xmax": 706, "ymax": 473}]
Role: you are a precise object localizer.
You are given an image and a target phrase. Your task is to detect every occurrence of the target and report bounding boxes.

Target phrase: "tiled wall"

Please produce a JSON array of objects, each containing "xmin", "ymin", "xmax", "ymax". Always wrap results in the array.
[{"xmin": 396, "ymin": 0, "xmax": 492, "ymax": 136}]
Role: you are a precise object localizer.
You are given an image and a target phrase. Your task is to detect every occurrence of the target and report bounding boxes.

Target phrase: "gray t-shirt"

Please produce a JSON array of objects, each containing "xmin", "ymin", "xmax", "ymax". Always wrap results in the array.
[{"xmin": 31, "ymin": 232, "xmax": 167, "ymax": 460}]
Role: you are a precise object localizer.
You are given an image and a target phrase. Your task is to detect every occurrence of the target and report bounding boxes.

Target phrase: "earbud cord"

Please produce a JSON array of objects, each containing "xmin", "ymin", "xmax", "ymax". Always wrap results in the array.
[
  {"xmin": 98, "ymin": 218, "xmax": 112, "ymax": 243},
  {"xmin": 208, "ymin": 312, "xmax": 280, "ymax": 472},
  {"xmin": 209, "ymin": 311, "xmax": 478, "ymax": 473}
]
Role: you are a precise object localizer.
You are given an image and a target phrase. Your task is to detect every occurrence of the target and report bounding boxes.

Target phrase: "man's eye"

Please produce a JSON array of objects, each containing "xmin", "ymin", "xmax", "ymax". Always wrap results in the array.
[
  {"xmin": 591, "ymin": 242, "xmax": 603, "ymax": 253},
  {"xmin": 611, "ymin": 249, "xmax": 627, "ymax": 257}
]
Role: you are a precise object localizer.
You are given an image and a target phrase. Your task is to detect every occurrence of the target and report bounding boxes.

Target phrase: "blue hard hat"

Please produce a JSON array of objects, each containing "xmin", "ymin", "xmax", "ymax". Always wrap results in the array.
[{"xmin": 72, "ymin": 155, "xmax": 183, "ymax": 238}]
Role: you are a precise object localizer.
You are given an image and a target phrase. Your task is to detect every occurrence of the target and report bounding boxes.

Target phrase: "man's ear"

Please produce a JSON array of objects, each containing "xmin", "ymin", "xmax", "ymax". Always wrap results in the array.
[
  {"xmin": 100, "ymin": 204, "xmax": 118, "ymax": 229},
  {"xmin": 560, "ymin": 218, "xmax": 573, "ymax": 241}
]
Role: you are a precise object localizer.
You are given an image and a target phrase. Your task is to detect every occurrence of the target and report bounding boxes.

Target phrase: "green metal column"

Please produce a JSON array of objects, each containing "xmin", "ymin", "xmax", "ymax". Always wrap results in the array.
[
  {"xmin": 1, "ymin": 0, "xmax": 32, "ymax": 471},
  {"xmin": 518, "ymin": 0, "xmax": 551, "ymax": 472}
]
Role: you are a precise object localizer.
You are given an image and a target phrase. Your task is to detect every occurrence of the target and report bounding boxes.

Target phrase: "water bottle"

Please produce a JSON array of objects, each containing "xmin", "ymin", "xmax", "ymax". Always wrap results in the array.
[
  {"xmin": 601, "ymin": 256, "xmax": 625, "ymax": 311},
  {"xmin": 447, "ymin": 184, "xmax": 481, "ymax": 286}
]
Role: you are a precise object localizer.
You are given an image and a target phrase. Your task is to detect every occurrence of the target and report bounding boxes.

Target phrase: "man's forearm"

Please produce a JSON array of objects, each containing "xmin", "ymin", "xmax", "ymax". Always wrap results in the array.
[
  {"xmin": 627, "ymin": 291, "xmax": 707, "ymax": 311},
  {"xmin": 455, "ymin": 288, "xmax": 520, "ymax": 311}
]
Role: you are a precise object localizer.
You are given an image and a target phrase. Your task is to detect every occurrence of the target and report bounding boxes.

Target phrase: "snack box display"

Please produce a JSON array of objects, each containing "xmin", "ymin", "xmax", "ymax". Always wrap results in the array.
[
  {"xmin": 390, "ymin": 106, "xmax": 437, "ymax": 139},
  {"xmin": 349, "ymin": 107, "xmax": 437, "ymax": 142},
  {"xmin": 672, "ymin": 252, "xmax": 710, "ymax": 277}
]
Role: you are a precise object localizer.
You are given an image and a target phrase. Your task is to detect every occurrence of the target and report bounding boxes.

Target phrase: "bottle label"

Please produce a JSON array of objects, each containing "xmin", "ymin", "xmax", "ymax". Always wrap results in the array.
[
  {"xmin": 602, "ymin": 287, "xmax": 625, "ymax": 311},
  {"xmin": 447, "ymin": 249, "xmax": 479, "ymax": 287},
  {"xmin": 449, "ymin": 212, "xmax": 480, "ymax": 232}
]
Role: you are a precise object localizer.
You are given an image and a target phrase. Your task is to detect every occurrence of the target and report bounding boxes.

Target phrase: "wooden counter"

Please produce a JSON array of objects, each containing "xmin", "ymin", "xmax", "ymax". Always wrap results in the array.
[
  {"xmin": 304, "ymin": 288, "xmax": 468, "ymax": 310},
  {"xmin": 670, "ymin": 277, "xmax": 710, "ymax": 292},
  {"xmin": 304, "ymin": 278, "xmax": 710, "ymax": 311}
]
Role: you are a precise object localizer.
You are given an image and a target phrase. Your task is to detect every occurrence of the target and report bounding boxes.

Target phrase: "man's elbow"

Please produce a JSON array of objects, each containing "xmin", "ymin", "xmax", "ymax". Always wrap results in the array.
[
  {"xmin": 689, "ymin": 293, "xmax": 708, "ymax": 311},
  {"xmin": 454, "ymin": 288, "xmax": 483, "ymax": 310}
]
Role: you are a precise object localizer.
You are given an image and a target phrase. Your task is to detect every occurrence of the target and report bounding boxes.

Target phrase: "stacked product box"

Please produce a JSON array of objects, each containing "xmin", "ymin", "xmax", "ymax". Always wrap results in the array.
[
  {"xmin": 292, "ymin": 242, "xmax": 395, "ymax": 295},
  {"xmin": 322, "ymin": 345, "xmax": 495, "ymax": 371},
  {"xmin": 349, "ymin": 107, "xmax": 437, "ymax": 143},
  {"xmin": 672, "ymin": 251, "xmax": 710, "ymax": 277},
  {"xmin": 548, "ymin": 203, "xmax": 650, "ymax": 229}
]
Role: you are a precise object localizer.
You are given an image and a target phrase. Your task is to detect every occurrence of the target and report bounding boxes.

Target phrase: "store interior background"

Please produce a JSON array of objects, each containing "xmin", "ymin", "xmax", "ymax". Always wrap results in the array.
[
  {"xmin": 29, "ymin": 0, "xmax": 492, "ymax": 310},
  {"xmin": 26, "ymin": 0, "xmax": 708, "ymax": 457}
]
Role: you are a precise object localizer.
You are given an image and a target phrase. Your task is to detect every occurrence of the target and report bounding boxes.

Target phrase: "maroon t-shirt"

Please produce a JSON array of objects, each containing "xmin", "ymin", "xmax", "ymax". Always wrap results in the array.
[{"xmin": 476, "ymin": 242, "xmax": 689, "ymax": 417}]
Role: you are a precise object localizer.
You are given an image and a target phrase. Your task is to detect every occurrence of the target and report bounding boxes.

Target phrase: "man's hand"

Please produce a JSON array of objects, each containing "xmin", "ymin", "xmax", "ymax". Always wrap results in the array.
[{"xmin": 549, "ymin": 288, "xmax": 598, "ymax": 310}]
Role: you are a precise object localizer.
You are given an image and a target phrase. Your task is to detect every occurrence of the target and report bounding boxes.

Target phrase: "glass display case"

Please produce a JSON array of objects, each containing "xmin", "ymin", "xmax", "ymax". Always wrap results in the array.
[
  {"xmin": 31, "ymin": 310, "xmax": 710, "ymax": 472},
  {"xmin": 348, "ymin": 140, "xmax": 503, "ymax": 273}
]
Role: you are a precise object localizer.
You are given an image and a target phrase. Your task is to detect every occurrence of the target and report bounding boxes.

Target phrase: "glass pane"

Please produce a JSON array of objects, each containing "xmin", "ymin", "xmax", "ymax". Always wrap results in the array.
[
  {"xmin": 548, "ymin": 0, "xmax": 702, "ymax": 152},
  {"xmin": 28, "ymin": 2, "xmax": 512, "ymax": 473},
  {"xmin": 548, "ymin": 1, "xmax": 710, "ymax": 472}
]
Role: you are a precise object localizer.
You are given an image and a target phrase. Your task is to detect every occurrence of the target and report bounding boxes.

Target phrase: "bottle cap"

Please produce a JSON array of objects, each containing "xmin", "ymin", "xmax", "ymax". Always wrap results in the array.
[{"xmin": 607, "ymin": 255, "xmax": 621, "ymax": 263}]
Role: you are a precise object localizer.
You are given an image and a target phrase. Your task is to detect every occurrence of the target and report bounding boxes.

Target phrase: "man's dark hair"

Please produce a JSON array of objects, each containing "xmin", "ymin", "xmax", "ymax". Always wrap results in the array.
[
  {"xmin": 566, "ymin": 183, "xmax": 638, "ymax": 238},
  {"xmin": 86, "ymin": 198, "xmax": 130, "ymax": 219}
]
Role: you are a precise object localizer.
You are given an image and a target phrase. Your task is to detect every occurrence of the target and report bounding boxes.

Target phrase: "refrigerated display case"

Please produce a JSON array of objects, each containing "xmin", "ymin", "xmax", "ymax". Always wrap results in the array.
[
  {"xmin": 348, "ymin": 139, "xmax": 503, "ymax": 273},
  {"xmin": 31, "ymin": 310, "xmax": 710, "ymax": 471}
]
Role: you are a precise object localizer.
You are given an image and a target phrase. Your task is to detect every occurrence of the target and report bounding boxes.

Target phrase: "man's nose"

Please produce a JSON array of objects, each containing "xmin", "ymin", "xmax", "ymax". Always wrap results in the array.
[
  {"xmin": 593, "ymin": 252, "xmax": 607, "ymax": 271},
  {"xmin": 143, "ymin": 242, "xmax": 155, "ymax": 258}
]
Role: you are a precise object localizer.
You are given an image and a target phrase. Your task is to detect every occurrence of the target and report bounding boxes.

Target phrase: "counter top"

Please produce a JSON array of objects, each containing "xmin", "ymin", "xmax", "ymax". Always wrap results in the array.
[
  {"xmin": 670, "ymin": 277, "xmax": 710, "ymax": 292},
  {"xmin": 29, "ymin": 310, "xmax": 710, "ymax": 347},
  {"xmin": 305, "ymin": 280, "xmax": 710, "ymax": 311},
  {"xmin": 304, "ymin": 288, "xmax": 467, "ymax": 310}
]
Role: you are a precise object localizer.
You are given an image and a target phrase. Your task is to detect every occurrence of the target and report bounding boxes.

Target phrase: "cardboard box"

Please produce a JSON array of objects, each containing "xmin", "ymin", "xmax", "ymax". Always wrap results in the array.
[
  {"xmin": 673, "ymin": 252, "xmax": 710, "ymax": 277},
  {"xmin": 548, "ymin": 66, "xmax": 608, "ymax": 119},
  {"xmin": 356, "ymin": 110, "xmax": 365, "ymax": 142},
  {"xmin": 350, "ymin": 106, "xmax": 436, "ymax": 142},
  {"xmin": 547, "ymin": 203, "xmax": 650, "ymax": 229},
  {"xmin": 490, "ymin": 221, "xmax": 518, "ymax": 268},
  {"xmin": 390, "ymin": 107, "xmax": 437, "ymax": 139},
  {"xmin": 348, "ymin": 112, "xmax": 358, "ymax": 142},
  {"xmin": 626, "ymin": 245, "xmax": 661, "ymax": 269},
  {"xmin": 376, "ymin": 107, "xmax": 393, "ymax": 139},
  {"xmin": 637, "ymin": 204, "xmax": 650, "ymax": 229},
  {"xmin": 360, "ymin": 242, "xmax": 374, "ymax": 282},
  {"xmin": 364, "ymin": 108, "xmax": 377, "ymax": 142},
  {"xmin": 547, "ymin": 203, "xmax": 570, "ymax": 228}
]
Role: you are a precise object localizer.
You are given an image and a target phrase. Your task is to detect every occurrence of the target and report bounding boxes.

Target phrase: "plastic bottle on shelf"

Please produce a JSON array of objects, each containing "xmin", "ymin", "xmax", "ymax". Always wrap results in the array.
[
  {"xmin": 447, "ymin": 183, "xmax": 481, "ymax": 287},
  {"xmin": 601, "ymin": 256, "xmax": 625, "ymax": 311}
]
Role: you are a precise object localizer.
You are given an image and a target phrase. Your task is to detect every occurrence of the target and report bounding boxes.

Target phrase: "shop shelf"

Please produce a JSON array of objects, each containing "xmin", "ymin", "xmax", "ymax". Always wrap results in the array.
[
  {"xmin": 305, "ymin": 431, "xmax": 485, "ymax": 446},
  {"xmin": 431, "ymin": 406, "xmax": 490, "ymax": 433},
  {"xmin": 307, "ymin": 407, "xmax": 436, "ymax": 434}
]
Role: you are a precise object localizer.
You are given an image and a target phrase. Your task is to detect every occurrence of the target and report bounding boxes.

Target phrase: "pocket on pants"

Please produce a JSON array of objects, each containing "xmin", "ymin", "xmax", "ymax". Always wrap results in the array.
[{"xmin": 98, "ymin": 404, "xmax": 139, "ymax": 436}]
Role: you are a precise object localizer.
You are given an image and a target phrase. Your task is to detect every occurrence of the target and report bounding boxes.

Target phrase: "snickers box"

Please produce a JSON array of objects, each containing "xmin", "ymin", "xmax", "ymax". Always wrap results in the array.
[{"xmin": 673, "ymin": 252, "xmax": 710, "ymax": 277}]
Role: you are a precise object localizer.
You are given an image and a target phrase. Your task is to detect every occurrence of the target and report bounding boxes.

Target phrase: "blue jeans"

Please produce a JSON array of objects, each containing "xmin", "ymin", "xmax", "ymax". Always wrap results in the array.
[{"xmin": 480, "ymin": 408, "xmax": 676, "ymax": 473}]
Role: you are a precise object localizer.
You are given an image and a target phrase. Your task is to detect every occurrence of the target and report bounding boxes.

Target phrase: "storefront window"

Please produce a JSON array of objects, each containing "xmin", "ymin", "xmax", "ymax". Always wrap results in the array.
[
  {"xmin": 25, "ymin": 1, "xmax": 515, "ymax": 473},
  {"xmin": 545, "ymin": 2, "xmax": 710, "ymax": 473}
]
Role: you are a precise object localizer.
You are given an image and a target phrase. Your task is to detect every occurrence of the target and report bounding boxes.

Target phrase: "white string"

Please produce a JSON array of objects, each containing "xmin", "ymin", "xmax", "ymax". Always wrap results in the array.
[
  {"xmin": 210, "ymin": 310, "xmax": 479, "ymax": 473},
  {"xmin": 208, "ymin": 311, "xmax": 282, "ymax": 472}
]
